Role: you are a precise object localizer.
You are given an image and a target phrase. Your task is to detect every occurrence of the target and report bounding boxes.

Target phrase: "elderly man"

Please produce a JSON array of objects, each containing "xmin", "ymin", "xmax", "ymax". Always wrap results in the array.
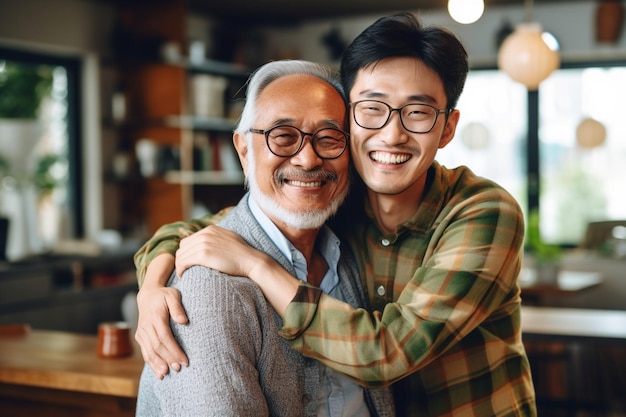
[{"xmin": 134, "ymin": 60, "xmax": 394, "ymax": 416}]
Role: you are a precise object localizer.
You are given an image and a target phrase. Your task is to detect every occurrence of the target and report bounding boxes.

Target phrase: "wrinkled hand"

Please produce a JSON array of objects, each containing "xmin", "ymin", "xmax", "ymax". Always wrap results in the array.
[
  {"xmin": 135, "ymin": 286, "xmax": 189, "ymax": 379},
  {"xmin": 175, "ymin": 225, "xmax": 261, "ymax": 278}
]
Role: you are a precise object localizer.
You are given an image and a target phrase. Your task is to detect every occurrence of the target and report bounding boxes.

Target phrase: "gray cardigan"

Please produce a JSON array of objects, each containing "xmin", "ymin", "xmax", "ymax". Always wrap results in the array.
[{"xmin": 136, "ymin": 194, "xmax": 395, "ymax": 416}]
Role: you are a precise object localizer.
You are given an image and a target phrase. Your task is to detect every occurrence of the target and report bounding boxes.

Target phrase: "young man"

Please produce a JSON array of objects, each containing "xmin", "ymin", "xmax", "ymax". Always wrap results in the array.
[
  {"xmin": 135, "ymin": 13, "xmax": 536, "ymax": 416},
  {"xmin": 135, "ymin": 59, "xmax": 394, "ymax": 416}
]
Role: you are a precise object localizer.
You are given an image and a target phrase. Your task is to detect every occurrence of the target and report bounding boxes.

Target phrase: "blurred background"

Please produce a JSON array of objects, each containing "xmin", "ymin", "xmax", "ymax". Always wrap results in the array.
[{"xmin": 1, "ymin": 1, "xmax": 626, "ymax": 415}]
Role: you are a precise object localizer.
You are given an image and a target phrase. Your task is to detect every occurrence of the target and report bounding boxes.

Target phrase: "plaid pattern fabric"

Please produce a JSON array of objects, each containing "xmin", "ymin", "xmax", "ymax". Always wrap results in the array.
[
  {"xmin": 280, "ymin": 163, "xmax": 537, "ymax": 416},
  {"xmin": 134, "ymin": 208, "xmax": 231, "ymax": 286}
]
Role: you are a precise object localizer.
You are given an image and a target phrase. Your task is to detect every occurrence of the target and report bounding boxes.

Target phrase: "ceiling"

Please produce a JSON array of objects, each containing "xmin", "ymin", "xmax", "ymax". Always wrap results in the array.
[{"xmin": 187, "ymin": 0, "xmax": 568, "ymax": 23}]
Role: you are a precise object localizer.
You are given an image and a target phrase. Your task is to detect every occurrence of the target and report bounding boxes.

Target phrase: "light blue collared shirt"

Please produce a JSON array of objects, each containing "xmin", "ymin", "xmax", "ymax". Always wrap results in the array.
[{"xmin": 248, "ymin": 196, "xmax": 369, "ymax": 417}]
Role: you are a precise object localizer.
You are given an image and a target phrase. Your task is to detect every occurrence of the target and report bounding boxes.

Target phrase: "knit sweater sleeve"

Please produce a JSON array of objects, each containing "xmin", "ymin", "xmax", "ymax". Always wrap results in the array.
[{"xmin": 152, "ymin": 266, "xmax": 270, "ymax": 416}]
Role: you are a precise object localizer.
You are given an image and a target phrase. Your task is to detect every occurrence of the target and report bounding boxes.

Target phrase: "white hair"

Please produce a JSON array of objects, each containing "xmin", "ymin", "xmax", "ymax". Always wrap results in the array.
[{"xmin": 235, "ymin": 59, "xmax": 344, "ymax": 135}]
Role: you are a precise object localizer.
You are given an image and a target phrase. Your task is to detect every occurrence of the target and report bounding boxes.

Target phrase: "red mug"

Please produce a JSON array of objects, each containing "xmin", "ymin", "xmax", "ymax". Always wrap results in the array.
[{"xmin": 97, "ymin": 321, "xmax": 133, "ymax": 358}]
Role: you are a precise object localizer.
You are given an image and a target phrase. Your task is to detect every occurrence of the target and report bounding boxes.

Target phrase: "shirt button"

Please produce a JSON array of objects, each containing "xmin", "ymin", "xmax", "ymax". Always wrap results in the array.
[
  {"xmin": 303, "ymin": 394, "xmax": 311, "ymax": 404},
  {"xmin": 377, "ymin": 285, "xmax": 386, "ymax": 296},
  {"xmin": 381, "ymin": 238, "xmax": 390, "ymax": 246}
]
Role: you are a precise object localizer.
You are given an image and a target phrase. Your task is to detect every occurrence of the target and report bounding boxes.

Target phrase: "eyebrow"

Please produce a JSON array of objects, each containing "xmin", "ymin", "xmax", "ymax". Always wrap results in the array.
[
  {"xmin": 267, "ymin": 118, "xmax": 343, "ymax": 130},
  {"xmin": 357, "ymin": 90, "xmax": 438, "ymax": 105}
]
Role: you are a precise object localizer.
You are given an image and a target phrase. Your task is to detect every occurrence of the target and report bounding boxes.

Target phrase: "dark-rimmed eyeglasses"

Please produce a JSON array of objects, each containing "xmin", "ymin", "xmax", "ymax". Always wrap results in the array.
[
  {"xmin": 351, "ymin": 100, "xmax": 449, "ymax": 134},
  {"xmin": 248, "ymin": 125, "xmax": 349, "ymax": 160}
]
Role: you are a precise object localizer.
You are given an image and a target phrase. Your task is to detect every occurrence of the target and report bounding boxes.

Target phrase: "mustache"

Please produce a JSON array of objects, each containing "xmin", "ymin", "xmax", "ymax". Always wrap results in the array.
[{"xmin": 275, "ymin": 169, "xmax": 339, "ymax": 183}]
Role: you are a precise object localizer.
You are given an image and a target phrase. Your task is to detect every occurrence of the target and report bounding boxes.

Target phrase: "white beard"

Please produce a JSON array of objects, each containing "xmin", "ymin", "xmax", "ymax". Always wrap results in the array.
[{"xmin": 246, "ymin": 146, "xmax": 347, "ymax": 230}]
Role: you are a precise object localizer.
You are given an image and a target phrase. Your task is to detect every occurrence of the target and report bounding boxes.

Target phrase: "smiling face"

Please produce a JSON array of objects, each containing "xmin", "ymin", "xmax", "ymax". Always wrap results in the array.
[
  {"xmin": 349, "ymin": 57, "xmax": 459, "ymax": 198},
  {"xmin": 234, "ymin": 73, "xmax": 350, "ymax": 231}
]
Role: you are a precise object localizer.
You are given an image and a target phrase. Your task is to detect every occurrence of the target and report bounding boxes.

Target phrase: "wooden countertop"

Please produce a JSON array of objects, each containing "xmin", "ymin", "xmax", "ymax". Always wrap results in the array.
[{"xmin": 0, "ymin": 328, "xmax": 144, "ymax": 397}]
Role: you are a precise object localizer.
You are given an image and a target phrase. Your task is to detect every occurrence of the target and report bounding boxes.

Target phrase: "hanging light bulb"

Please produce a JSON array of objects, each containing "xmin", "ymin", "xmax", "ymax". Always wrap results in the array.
[
  {"xmin": 497, "ymin": 0, "xmax": 560, "ymax": 90},
  {"xmin": 448, "ymin": 0, "xmax": 484, "ymax": 24}
]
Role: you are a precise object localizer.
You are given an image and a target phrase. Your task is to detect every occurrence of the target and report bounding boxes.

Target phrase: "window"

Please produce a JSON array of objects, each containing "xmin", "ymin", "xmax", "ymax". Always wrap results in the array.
[
  {"xmin": 0, "ymin": 47, "xmax": 82, "ymax": 260},
  {"xmin": 437, "ymin": 68, "xmax": 528, "ymax": 218},
  {"xmin": 437, "ymin": 62, "xmax": 626, "ymax": 246},
  {"xmin": 538, "ymin": 64, "xmax": 626, "ymax": 244}
]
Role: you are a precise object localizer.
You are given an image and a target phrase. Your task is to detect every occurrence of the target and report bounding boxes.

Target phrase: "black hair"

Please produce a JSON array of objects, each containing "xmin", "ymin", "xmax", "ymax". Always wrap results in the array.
[{"xmin": 340, "ymin": 12, "xmax": 469, "ymax": 110}]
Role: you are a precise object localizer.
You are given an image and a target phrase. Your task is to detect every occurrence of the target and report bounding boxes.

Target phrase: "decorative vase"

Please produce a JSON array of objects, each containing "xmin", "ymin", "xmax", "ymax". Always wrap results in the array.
[
  {"xmin": 596, "ymin": 1, "xmax": 625, "ymax": 44},
  {"xmin": 0, "ymin": 119, "xmax": 42, "ymax": 177},
  {"xmin": 38, "ymin": 192, "xmax": 62, "ymax": 249},
  {"xmin": 0, "ymin": 184, "xmax": 43, "ymax": 261}
]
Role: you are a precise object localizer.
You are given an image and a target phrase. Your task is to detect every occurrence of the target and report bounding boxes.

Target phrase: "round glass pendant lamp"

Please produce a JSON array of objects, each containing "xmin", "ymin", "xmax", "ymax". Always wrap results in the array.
[
  {"xmin": 576, "ymin": 117, "xmax": 607, "ymax": 149},
  {"xmin": 497, "ymin": 22, "xmax": 560, "ymax": 90}
]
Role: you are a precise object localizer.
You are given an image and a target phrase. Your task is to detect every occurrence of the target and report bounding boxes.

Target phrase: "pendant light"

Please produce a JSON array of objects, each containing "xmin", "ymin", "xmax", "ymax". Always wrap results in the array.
[
  {"xmin": 497, "ymin": 0, "xmax": 560, "ymax": 90},
  {"xmin": 576, "ymin": 117, "xmax": 607, "ymax": 149}
]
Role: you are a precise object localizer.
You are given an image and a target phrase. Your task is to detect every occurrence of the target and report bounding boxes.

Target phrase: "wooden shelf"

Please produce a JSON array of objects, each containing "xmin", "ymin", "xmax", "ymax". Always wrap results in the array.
[
  {"xmin": 183, "ymin": 58, "xmax": 250, "ymax": 77},
  {"xmin": 163, "ymin": 115, "xmax": 236, "ymax": 132},
  {"xmin": 164, "ymin": 170, "xmax": 244, "ymax": 185}
]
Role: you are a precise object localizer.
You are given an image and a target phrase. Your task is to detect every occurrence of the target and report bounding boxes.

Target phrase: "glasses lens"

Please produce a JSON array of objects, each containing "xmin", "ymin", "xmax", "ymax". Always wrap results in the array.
[
  {"xmin": 266, "ymin": 126, "xmax": 301, "ymax": 156},
  {"xmin": 401, "ymin": 104, "xmax": 438, "ymax": 133},
  {"xmin": 313, "ymin": 129, "xmax": 347, "ymax": 158},
  {"xmin": 353, "ymin": 101, "xmax": 389, "ymax": 129}
]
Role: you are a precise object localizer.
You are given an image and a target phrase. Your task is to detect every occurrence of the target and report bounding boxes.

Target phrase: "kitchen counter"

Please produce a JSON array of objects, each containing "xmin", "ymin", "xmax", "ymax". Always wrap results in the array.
[{"xmin": 0, "ymin": 328, "xmax": 144, "ymax": 416}]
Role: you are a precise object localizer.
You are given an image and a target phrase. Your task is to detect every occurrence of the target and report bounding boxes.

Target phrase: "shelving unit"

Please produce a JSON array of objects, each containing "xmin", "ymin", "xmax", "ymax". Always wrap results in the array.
[
  {"xmin": 106, "ymin": 1, "xmax": 250, "ymax": 234},
  {"xmin": 167, "ymin": 57, "xmax": 248, "ymax": 218}
]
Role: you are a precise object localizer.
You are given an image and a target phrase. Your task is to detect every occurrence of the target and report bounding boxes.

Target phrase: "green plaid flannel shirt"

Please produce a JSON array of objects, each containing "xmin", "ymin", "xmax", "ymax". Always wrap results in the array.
[{"xmin": 281, "ymin": 163, "xmax": 536, "ymax": 416}]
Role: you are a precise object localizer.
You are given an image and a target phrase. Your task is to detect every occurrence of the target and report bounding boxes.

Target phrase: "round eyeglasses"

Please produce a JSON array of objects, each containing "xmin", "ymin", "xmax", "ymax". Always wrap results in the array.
[
  {"xmin": 351, "ymin": 100, "xmax": 449, "ymax": 134},
  {"xmin": 248, "ymin": 125, "xmax": 349, "ymax": 160}
]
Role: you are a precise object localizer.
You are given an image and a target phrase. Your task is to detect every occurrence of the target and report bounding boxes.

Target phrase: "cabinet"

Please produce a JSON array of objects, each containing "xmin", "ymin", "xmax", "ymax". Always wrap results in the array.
[
  {"xmin": 0, "ymin": 248, "xmax": 138, "ymax": 334},
  {"xmin": 107, "ymin": 1, "xmax": 249, "ymax": 234}
]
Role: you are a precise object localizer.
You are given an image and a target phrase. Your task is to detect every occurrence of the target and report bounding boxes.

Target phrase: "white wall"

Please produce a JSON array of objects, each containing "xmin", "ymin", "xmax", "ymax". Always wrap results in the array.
[{"xmin": 0, "ymin": 0, "xmax": 113, "ymax": 54}]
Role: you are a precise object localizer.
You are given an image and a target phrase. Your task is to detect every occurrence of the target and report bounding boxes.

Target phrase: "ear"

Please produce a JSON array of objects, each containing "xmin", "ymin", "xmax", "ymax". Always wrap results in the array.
[
  {"xmin": 438, "ymin": 109, "xmax": 460, "ymax": 149},
  {"xmin": 233, "ymin": 132, "xmax": 249, "ymax": 176}
]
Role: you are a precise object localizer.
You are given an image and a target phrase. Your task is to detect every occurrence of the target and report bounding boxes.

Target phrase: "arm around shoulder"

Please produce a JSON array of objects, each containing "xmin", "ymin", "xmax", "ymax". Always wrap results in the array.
[{"xmin": 134, "ymin": 211, "xmax": 231, "ymax": 285}]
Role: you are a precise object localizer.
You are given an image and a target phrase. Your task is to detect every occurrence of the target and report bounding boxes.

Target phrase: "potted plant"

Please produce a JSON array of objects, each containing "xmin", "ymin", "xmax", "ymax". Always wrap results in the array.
[
  {"xmin": 0, "ymin": 61, "xmax": 53, "ymax": 174},
  {"xmin": 0, "ymin": 60, "xmax": 53, "ymax": 260},
  {"xmin": 0, "ymin": 61, "xmax": 52, "ymax": 118},
  {"xmin": 525, "ymin": 209, "xmax": 562, "ymax": 285}
]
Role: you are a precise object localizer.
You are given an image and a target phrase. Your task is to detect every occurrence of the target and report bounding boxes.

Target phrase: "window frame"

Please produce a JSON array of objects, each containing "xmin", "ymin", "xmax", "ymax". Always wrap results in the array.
[{"xmin": 0, "ymin": 46, "xmax": 84, "ymax": 237}]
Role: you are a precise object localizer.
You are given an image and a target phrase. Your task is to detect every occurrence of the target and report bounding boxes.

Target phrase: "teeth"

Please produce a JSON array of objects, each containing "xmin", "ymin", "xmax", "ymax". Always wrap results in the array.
[
  {"xmin": 288, "ymin": 180, "xmax": 323, "ymax": 187},
  {"xmin": 370, "ymin": 151, "xmax": 410, "ymax": 165}
]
